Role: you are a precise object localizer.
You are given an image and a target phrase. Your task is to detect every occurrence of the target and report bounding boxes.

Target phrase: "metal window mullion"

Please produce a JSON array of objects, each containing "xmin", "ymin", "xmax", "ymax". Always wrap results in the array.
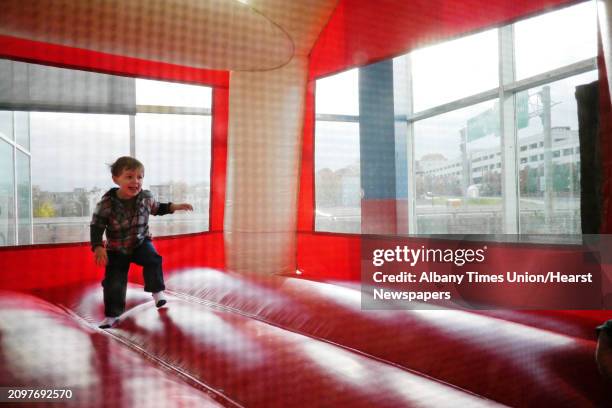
[
  {"xmin": 405, "ymin": 55, "xmax": 417, "ymax": 234},
  {"xmin": 504, "ymin": 58, "xmax": 596, "ymax": 94},
  {"xmin": 408, "ymin": 88, "xmax": 499, "ymax": 122},
  {"xmin": 499, "ymin": 25, "xmax": 519, "ymax": 234},
  {"xmin": 136, "ymin": 105, "xmax": 211, "ymax": 115},
  {"xmin": 26, "ymin": 114, "xmax": 33, "ymax": 244},
  {"xmin": 12, "ymin": 113, "xmax": 18, "ymax": 245},
  {"xmin": 15, "ymin": 144, "xmax": 30, "ymax": 155},
  {"xmin": 0, "ymin": 132, "xmax": 13, "ymax": 146},
  {"xmin": 129, "ymin": 115, "xmax": 136, "ymax": 157},
  {"xmin": 29, "ymin": 143, "xmax": 33, "ymax": 244},
  {"xmin": 15, "ymin": 141, "xmax": 33, "ymax": 245},
  {"xmin": 315, "ymin": 113, "xmax": 360, "ymax": 122}
]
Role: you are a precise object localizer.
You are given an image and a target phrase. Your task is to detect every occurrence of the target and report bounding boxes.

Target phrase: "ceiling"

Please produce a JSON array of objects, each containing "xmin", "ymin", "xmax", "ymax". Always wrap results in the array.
[{"xmin": 0, "ymin": 0, "xmax": 338, "ymax": 71}]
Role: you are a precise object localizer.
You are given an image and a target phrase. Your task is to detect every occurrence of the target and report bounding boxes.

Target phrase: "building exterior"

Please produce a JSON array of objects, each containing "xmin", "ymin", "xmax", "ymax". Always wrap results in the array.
[{"xmin": 417, "ymin": 127, "xmax": 579, "ymax": 197}]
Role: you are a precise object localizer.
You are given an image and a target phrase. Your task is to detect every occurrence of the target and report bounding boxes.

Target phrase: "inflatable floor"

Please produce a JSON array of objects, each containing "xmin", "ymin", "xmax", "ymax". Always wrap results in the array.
[{"xmin": 1, "ymin": 268, "xmax": 610, "ymax": 407}]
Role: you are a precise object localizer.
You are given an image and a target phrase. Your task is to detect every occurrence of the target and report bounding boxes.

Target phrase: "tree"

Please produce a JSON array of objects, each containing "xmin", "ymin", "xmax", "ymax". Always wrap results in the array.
[
  {"xmin": 519, "ymin": 166, "xmax": 539, "ymax": 195},
  {"xmin": 553, "ymin": 163, "xmax": 571, "ymax": 193},
  {"xmin": 34, "ymin": 201, "xmax": 56, "ymax": 218},
  {"xmin": 481, "ymin": 171, "xmax": 501, "ymax": 196}
]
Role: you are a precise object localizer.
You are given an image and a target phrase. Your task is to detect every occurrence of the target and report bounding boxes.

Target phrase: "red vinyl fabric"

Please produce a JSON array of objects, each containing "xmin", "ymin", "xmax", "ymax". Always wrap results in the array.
[
  {"xmin": 0, "ymin": 291, "xmax": 228, "ymax": 407},
  {"xmin": 296, "ymin": 232, "xmax": 601, "ymax": 288},
  {"xmin": 1, "ymin": 276, "xmax": 508, "ymax": 407},
  {"xmin": 296, "ymin": 81, "xmax": 316, "ymax": 232},
  {"xmin": 0, "ymin": 35, "xmax": 229, "ymax": 87},
  {"xmin": 165, "ymin": 269, "xmax": 612, "ymax": 407},
  {"xmin": 1, "ymin": 269, "xmax": 607, "ymax": 406},
  {"xmin": 0, "ymin": 232, "xmax": 225, "ymax": 292},
  {"xmin": 210, "ymin": 88, "xmax": 229, "ymax": 232},
  {"xmin": 309, "ymin": 0, "xmax": 578, "ymax": 79},
  {"xmin": 296, "ymin": 232, "xmax": 360, "ymax": 280}
]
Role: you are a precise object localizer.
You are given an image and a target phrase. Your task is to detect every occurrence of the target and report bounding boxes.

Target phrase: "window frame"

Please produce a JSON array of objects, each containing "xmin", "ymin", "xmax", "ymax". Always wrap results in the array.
[
  {"xmin": 0, "ymin": 112, "xmax": 32, "ymax": 245},
  {"xmin": 313, "ymin": 3, "xmax": 597, "ymax": 236},
  {"xmin": 0, "ymin": 69, "xmax": 215, "ymax": 246}
]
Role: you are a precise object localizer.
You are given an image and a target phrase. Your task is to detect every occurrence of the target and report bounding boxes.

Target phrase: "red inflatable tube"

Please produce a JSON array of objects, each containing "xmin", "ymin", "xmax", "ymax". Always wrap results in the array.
[
  {"xmin": 0, "ymin": 291, "xmax": 228, "ymax": 408},
  {"xmin": 1, "ymin": 281, "xmax": 504, "ymax": 407},
  {"xmin": 2, "ymin": 269, "xmax": 610, "ymax": 406},
  {"xmin": 73, "ymin": 292, "xmax": 502, "ymax": 407},
  {"xmin": 165, "ymin": 268, "xmax": 612, "ymax": 406}
]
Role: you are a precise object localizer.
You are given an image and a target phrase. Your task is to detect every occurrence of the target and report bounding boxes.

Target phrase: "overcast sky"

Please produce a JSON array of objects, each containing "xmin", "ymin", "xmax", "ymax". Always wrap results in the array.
[
  {"xmin": 30, "ymin": 111, "xmax": 212, "ymax": 192},
  {"xmin": 24, "ymin": 1, "xmax": 599, "ymax": 187},
  {"xmin": 315, "ymin": 0, "xmax": 597, "ymax": 168}
]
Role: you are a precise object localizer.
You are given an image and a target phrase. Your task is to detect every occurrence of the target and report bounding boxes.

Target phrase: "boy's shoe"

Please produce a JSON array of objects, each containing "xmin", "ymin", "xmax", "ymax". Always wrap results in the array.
[
  {"xmin": 99, "ymin": 316, "xmax": 119, "ymax": 329},
  {"xmin": 153, "ymin": 291, "xmax": 167, "ymax": 308}
]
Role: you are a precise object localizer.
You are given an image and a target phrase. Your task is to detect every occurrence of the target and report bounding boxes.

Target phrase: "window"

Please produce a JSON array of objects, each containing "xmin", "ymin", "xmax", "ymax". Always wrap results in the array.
[
  {"xmin": 314, "ymin": 69, "xmax": 361, "ymax": 233},
  {"xmin": 0, "ymin": 112, "xmax": 30, "ymax": 246},
  {"xmin": 0, "ymin": 112, "xmax": 13, "ymax": 141},
  {"xmin": 412, "ymin": 29, "xmax": 498, "ymax": 111},
  {"xmin": 136, "ymin": 113, "xmax": 211, "ymax": 236},
  {"xmin": 30, "ymin": 113, "xmax": 130, "ymax": 244},
  {"xmin": 514, "ymin": 1, "xmax": 597, "ymax": 80},
  {"xmin": 0, "ymin": 139, "xmax": 15, "ymax": 246},
  {"xmin": 314, "ymin": 1, "xmax": 597, "ymax": 237},
  {"xmin": 414, "ymin": 100, "xmax": 501, "ymax": 233},
  {"xmin": 516, "ymin": 71, "xmax": 596, "ymax": 234},
  {"xmin": 1, "ymin": 62, "xmax": 213, "ymax": 246},
  {"xmin": 15, "ymin": 112, "xmax": 30, "ymax": 150}
]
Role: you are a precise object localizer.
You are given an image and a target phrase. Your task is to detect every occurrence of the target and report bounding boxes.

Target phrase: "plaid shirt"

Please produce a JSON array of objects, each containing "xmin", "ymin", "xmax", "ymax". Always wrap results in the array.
[{"xmin": 90, "ymin": 188, "xmax": 172, "ymax": 254}]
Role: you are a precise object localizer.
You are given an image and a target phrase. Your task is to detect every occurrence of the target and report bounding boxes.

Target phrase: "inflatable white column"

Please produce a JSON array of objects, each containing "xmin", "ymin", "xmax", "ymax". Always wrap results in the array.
[{"xmin": 225, "ymin": 57, "xmax": 307, "ymax": 274}]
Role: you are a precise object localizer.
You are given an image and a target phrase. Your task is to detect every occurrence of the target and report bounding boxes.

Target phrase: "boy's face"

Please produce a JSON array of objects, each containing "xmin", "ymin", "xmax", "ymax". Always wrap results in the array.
[{"xmin": 113, "ymin": 167, "xmax": 144, "ymax": 199}]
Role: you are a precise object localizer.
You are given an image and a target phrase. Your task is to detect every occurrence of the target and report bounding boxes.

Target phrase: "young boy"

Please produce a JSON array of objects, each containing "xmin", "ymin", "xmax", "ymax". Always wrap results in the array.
[{"xmin": 90, "ymin": 156, "xmax": 192, "ymax": 328}]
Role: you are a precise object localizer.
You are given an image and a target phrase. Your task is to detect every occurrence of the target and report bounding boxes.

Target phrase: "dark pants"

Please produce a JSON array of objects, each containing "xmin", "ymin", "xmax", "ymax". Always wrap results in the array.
[{"xmin": 102, "ymin": 239, "xmax": 165, "ymax": 317}]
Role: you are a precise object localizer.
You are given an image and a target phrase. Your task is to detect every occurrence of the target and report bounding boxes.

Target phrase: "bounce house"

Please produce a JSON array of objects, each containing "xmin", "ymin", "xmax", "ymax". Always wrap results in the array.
[{"xmin": 1, "ymin": 0, "xmax": 612, "ymax": 406}]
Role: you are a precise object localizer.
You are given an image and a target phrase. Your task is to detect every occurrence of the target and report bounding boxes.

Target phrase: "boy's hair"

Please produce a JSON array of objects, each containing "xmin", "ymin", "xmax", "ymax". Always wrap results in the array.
[{"xmin": 110, "ymin": 156, "xmax": 144, "ymax": 177}]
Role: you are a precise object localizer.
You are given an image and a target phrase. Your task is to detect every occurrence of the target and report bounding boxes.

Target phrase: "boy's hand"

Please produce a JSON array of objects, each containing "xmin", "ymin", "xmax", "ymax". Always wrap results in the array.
[
  {"xmin": 172, "ymin": 203, "xmax": 193, "ymax": 212},
  {"xmin": 94, "ymin": 246, "xmax": 108, "ymax": 267}
]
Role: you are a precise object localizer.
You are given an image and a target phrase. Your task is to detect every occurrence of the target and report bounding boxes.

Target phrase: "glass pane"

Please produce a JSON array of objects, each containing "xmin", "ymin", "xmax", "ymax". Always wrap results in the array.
[
  {"xmin": 136, "ymin": 79, "xmax": 212, "ymax": 108},
  {"xmin": 514, "ymin": 1, "xmax": 597, "ymax": 80},
  {"xmin": 0, "ymin": 140, "xmax": 15, "ymax": 246},
  {"xmin": 412, "ymin": 29, "xmax": 498, "ymax": 112},
  {"xmin": 414, "ymin": 100, "xmax": 502, "ymax": 234},
  {"xmin": 315, "ymin": 69, "xmax": 359, "ymax": 116},
  {"xmin": 136, "ymin": 113, "xmax": 211, "ymax": 235},
  {"xmin": 517, "ymin": 70, "xmax": 597, "ymax": 234},
  {"xmin": 16, "ymin": 150, "xmax": 31, "ymax": 245},
  {"xmin": 0, "ymin": 111, "xmax": 13, "ymax": 141},
  {"xmin": 30, "ymin": 112, "xmax": 130, "ymax": 244},
  {"xmin": 15, "ymin": 111, "xmax": 30, "ymax": 150},
  {"xmin": 314, "ymin": 121, "xmax": 361, "ymax": 233}
]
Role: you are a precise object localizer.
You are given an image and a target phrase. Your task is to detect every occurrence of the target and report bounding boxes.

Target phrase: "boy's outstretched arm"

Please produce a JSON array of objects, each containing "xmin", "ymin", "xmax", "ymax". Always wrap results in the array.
[{"xmin": 170, "ymin": 203, "xmax": 193, "ymax": 212}]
